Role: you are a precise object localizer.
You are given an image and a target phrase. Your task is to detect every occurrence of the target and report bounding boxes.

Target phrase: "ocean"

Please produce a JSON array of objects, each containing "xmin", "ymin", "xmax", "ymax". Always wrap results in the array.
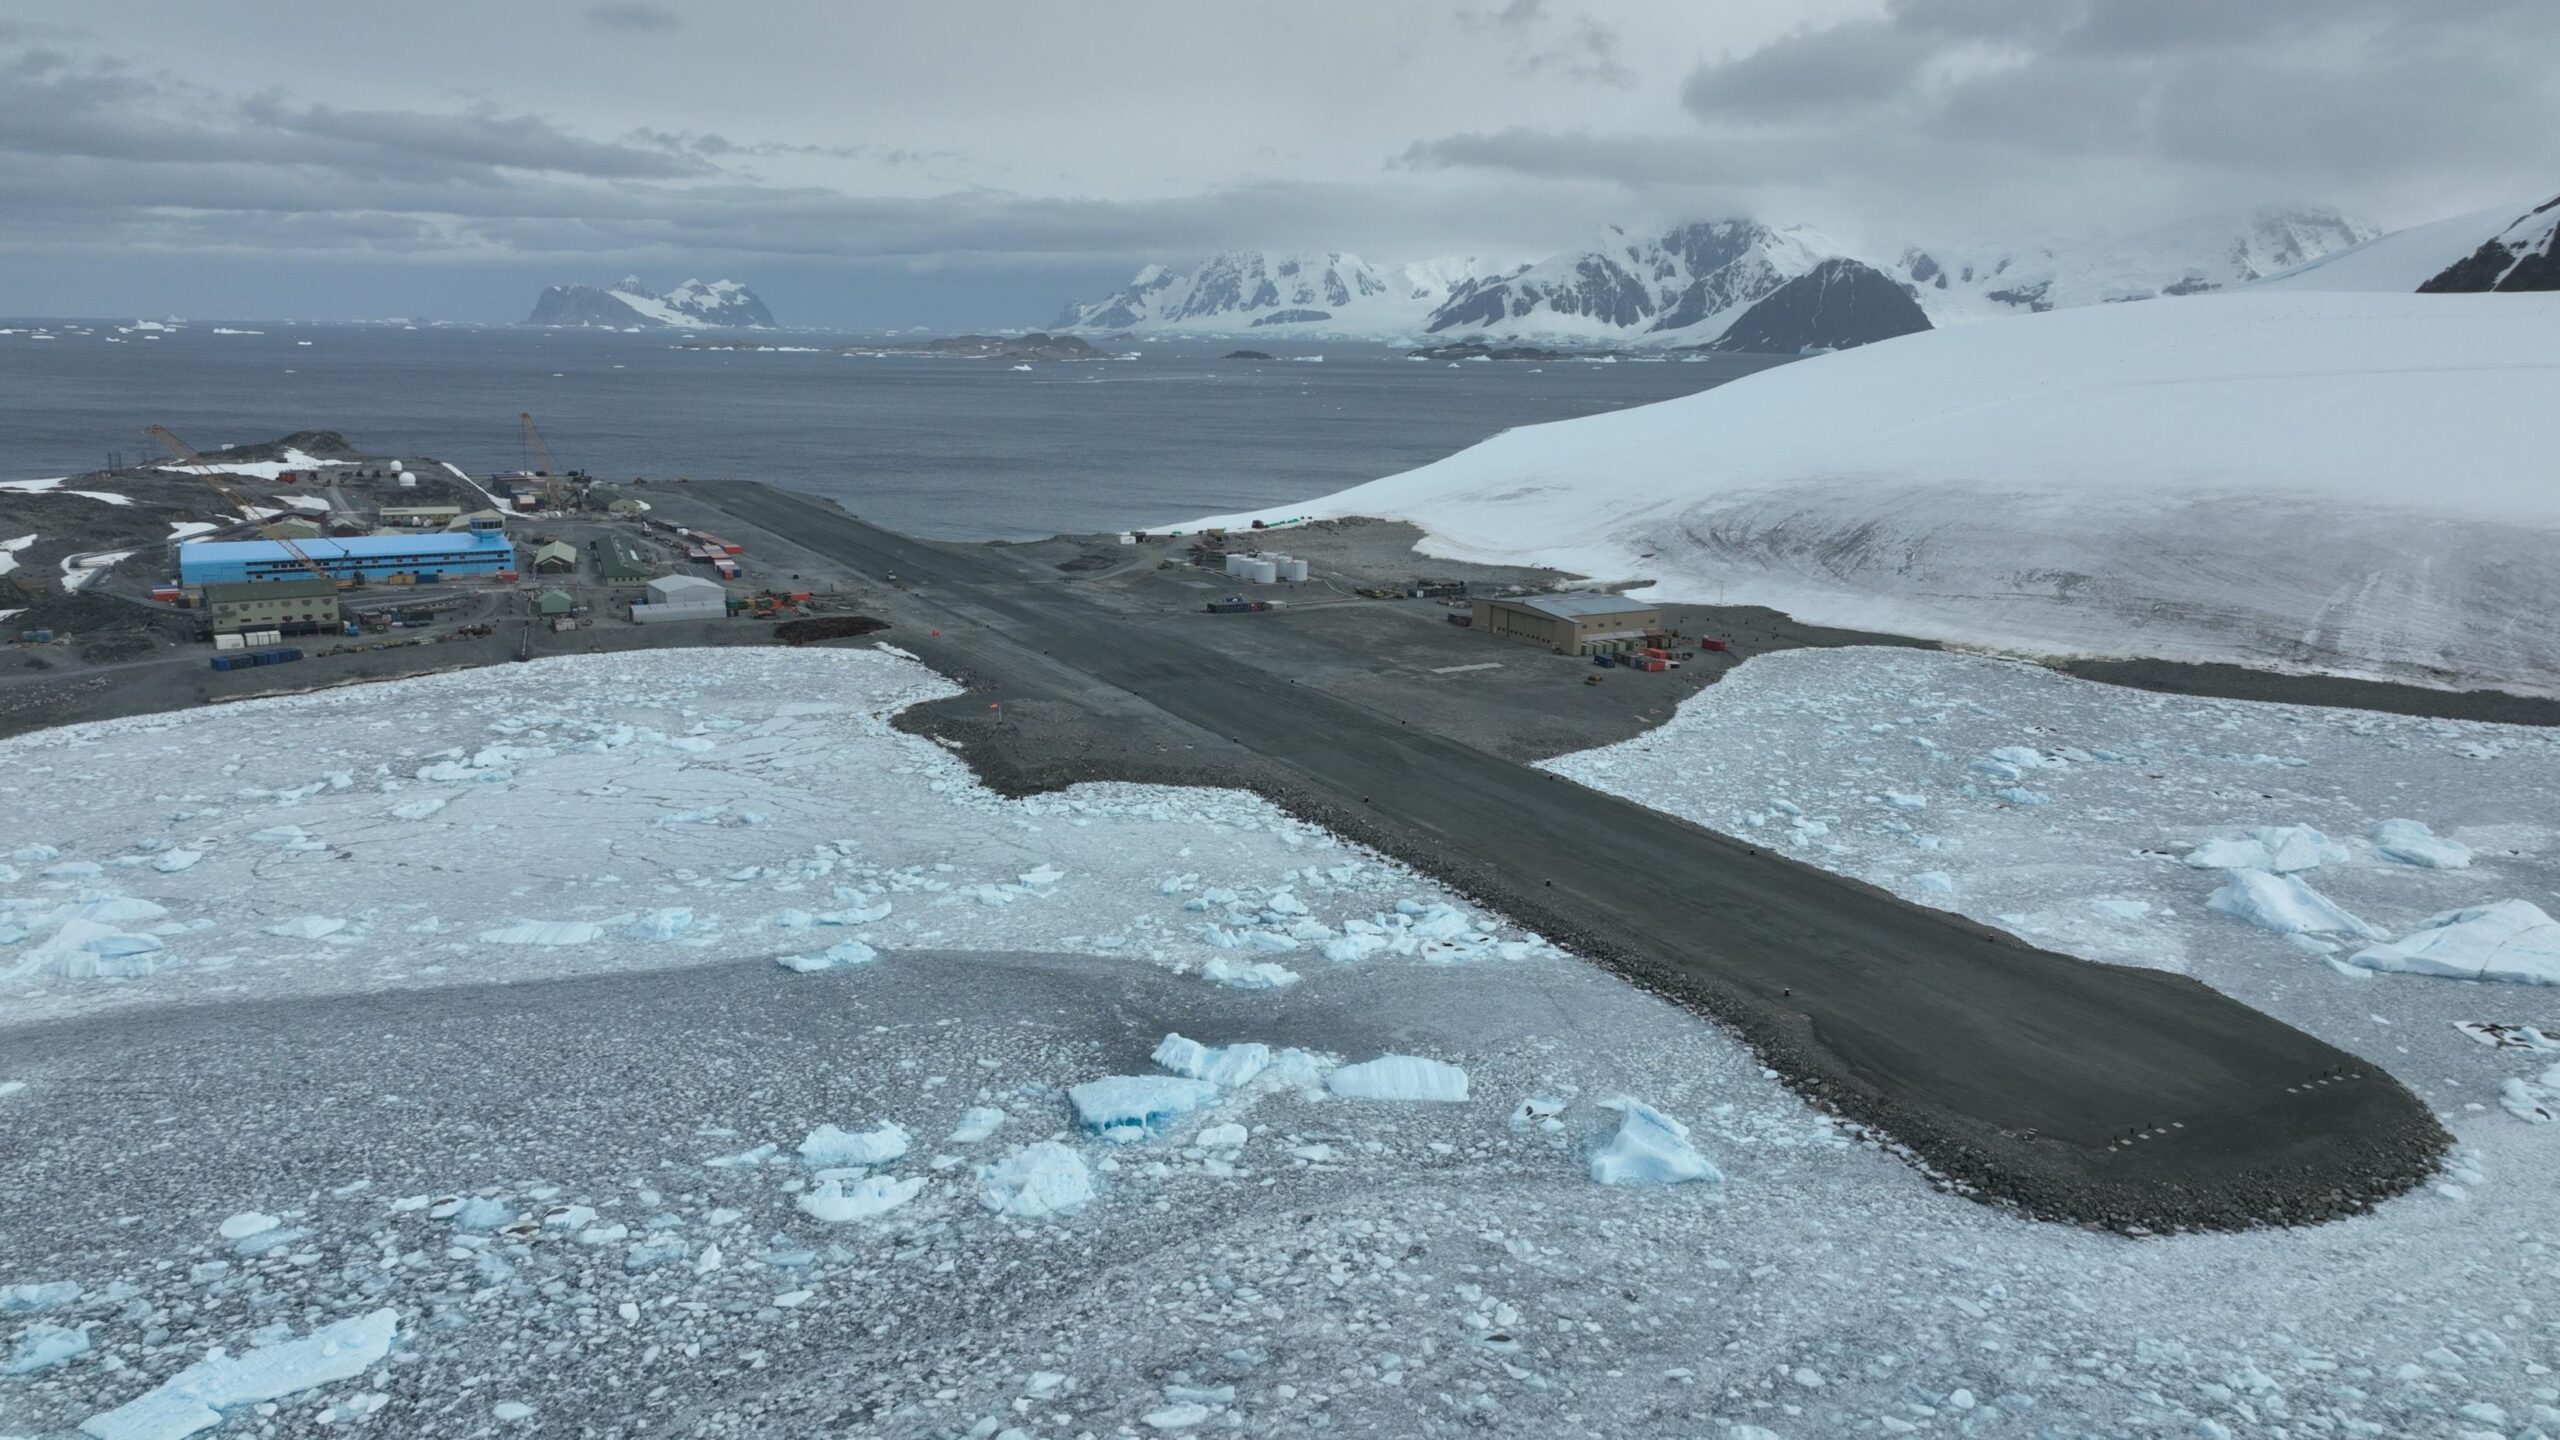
[{"xmin": 0, "ymin": 323, "xmax": 1785, "ymax": 539}]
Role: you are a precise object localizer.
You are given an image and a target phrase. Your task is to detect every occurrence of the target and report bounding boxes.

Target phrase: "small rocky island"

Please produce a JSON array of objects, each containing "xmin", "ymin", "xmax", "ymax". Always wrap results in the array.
[
  {"xmin": 1407, "ymin": 341, "xmax": 1578, "ymax": 362},
  {"xmin": 1221, "ymin": 349, "xmax": 1275, "ymax": 361}
]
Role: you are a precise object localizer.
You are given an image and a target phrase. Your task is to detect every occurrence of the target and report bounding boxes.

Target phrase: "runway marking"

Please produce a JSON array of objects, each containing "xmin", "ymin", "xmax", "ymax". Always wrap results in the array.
[{"xmin": 1430, "ymin": 662, "xmax": 1503, "ymax": 675}]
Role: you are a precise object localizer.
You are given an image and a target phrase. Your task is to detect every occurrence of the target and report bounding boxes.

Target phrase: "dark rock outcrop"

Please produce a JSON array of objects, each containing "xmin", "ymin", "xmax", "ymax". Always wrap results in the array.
[{"xmin": 1705, "ymin": 258, "xmax": 1933, "ymax": 354}]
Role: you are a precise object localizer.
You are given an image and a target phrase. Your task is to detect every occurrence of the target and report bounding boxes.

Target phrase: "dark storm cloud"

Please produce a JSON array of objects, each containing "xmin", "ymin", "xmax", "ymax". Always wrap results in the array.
[{"xmin": 585, "ymin": 3, "xmax": 681, "ymax": 33}]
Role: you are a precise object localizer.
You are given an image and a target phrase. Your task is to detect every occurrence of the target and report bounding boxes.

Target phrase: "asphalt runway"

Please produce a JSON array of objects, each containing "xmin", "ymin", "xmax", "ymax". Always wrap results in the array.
[{"xmin": 700, "ymin": 483, "xmax": 2449, "ymax": 1230}]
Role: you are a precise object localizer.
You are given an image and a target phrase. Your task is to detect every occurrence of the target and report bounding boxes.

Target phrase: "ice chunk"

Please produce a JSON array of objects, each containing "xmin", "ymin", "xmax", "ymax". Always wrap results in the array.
[
  {"xmin": 264, "ymin": 916, "xmax": 345, "ymax": 941},
  {"xmin": 2372, "ymin": 819, "xmax": 2472, "ymax": 869},
  {"xmin": 704, "ymin": 1142, "xmax": 778, "ymax": 1169},
  {"xmin": 777, "ymin": 938, "xmax": 878, "ymax": 973},
  {"xmin": 977, "ymin": 1142, "xmax": 1095, "ymax": 1218},
  {"xmin": 2347, "ymin": 901, "xmax": 2560, "ymax": 985},
  {"xmin": 947, "ymin": 1106, "xmax": 1006, "ymax": 1144},
  {"xmin": 1202, "ymin": 955, "xmax": 1300, "ymax": 988},
  {"xmin": 2205, "ymin": 870, "xmax": 2377, "ymax": 939},
  {"xmin": 476, "ymin": 920, "xmax": 603, "ymax": 946},
  {"xmin": 1, "ymin": 1281, "xmax": 80, "ymax": 1311},
  {"xmin": 216, "ymin": 1211, "xmax": 278, "ymax": 1241},
  {"xmin": 1068, "ymin": 1075, "xmax": 1221, "ymax": 1140},
  {"xmin": 1018, "ymin": 864, "xmax": 1065, "ymax": 888},
  {"xmin": 150, "ymin": 849, "xmax": 203, "ymax": 873},
  {"xmin": 3, "ymin": 1322, "xmax": 88, "ymax": 1375},
  {"xmin": 63, "ymin": 896, "xmax": 168, "ymax": 925},
  {"xmin": 1588, "ymin": 1097, "xmax": 1723, "ymax": 1186},
  {"xmin": 1194, "ymin": 1122, "xmax": 1248, "ymax": 1150},
  {"xmin": 796, "ymin": 1174, "xmax": 925, "ymax": 1223},
  {"xmin": 1144, "ymin": 1402, "xmax": 1212, "ymax": 1429},
  {"xmin": 1151, "ymin": 1034, "xmax": 1273, "ymax": 1089},
  {"xmin": 2184, "ymin": 825, "xmax": 2350, "ymax": 873},
  {"xmin": 797, "ymin": 1121, "xmax": 910, "ymax": 1168},
  {"xmin": 624, "ymin": 908, "xmax": 694, "ymax": 940},
  {"xmin": 80, "ymin": 1307, "xmax": 397, "ymax": 1440},
  {"xmin": 1326, "ymin": 1055, "xmax": 1470, "ymax": 1103}
]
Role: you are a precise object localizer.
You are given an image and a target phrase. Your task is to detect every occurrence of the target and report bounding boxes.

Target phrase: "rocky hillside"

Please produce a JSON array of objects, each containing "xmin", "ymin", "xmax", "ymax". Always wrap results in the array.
[
  {"xmin": 1049, "ymin": 252, "xmax": 1501, "ymax": 335},
  {"xmin": 1702, "ymin": 258, "xmax": 1933, "ymax": 354},
  {"xmin": 2419, "ymin": 194, "xmax": 2560, "ymax": 292},
  {"xmin": 525, "ymin": 277, "xmax": 776, "ymax": 329}
]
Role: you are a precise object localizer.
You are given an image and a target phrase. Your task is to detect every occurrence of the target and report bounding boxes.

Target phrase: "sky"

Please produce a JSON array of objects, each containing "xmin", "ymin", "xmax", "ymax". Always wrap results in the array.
[{"xmin": 0, "ymin": 0, "xmax": 2551, "ymax": 326}]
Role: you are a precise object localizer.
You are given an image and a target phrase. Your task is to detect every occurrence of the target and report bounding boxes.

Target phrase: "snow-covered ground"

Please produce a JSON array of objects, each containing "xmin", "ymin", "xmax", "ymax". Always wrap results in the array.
[
  {"xmin": 154, "ymin": 447, "xmax": 348, "ymax": 483},
  {"xmin": 1191, "ymin": 290, "xmax": 2560, "ymax": 695},
  {"xmin": 4, "ymin": 648, "xmax": 2558, "ymax": 1439}
]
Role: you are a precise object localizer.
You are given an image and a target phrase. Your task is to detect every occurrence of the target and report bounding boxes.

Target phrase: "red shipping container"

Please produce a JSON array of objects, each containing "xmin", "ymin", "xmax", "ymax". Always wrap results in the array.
[{"xmin": 1701, "ymin": 637, "xmax": 1729, "ymax": 652}]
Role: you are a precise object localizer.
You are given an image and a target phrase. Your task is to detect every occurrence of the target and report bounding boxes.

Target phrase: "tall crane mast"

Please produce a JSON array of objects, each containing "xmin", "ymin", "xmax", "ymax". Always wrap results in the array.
[
  {"xmin": 147, "ymin": 425, "xmax": 350, "ymax": 589},
  {"xmin": 519, "ymin": 412, "xmax": 566, "ymax": 509}
]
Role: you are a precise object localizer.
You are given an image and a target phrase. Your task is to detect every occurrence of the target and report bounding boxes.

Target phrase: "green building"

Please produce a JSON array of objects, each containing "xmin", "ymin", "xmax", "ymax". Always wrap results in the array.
[{"xmin": 598, "ymin": 533, "xmax": 648, "ymax": 584}]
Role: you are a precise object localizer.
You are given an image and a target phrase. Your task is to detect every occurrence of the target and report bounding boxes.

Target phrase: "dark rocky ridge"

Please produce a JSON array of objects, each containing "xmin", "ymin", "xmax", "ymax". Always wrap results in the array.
[
  {"xmin": 2419, "ymin": 193, "xmax": 2560, "ymax": 292},
  {"xmin": 1705, "ymin": 257, "xmax": 1934, "ymax": 354}
]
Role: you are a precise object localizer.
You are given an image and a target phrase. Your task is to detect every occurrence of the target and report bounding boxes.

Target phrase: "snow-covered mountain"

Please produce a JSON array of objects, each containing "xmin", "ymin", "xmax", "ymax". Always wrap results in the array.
[
  {"xmin": 1048, "ymin": 252, "xmax": 1503, "ymax": 336},
  {"xmin": 2419, "ymin": 194, "xmax": 2559, "ymax": 293},
  {"xmin": 524, "ymin": 277, "xmax": 777, "ymax": 329},
  {"xmin": 1885, "ymin": 207, "xmax": 2378, "ymax": 320},
  {"xmin": 1190, "ymin": 288, "xmax": 2560, "ymax": 694},
  {"xmin": 1423, "ymin": 220, "xmax": 1834, "ymax": 344},
  {"xmin": 1702, "ymin": 257, "xmax": 1932, "ymax": 354}
]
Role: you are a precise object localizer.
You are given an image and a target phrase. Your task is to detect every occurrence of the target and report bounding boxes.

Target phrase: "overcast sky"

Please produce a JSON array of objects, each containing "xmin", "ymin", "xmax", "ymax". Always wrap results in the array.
[{"xmin": 1, "ymin": 0, "xmax": 2551, "ymax": 325}]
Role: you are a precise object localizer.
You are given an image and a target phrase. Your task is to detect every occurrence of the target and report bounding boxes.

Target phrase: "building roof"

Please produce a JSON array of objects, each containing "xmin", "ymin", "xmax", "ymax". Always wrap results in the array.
[
  {"xmin": 599, "ymin": 533, "xmax": 648, "ymax": 576},
  {"xmin": 380, "ymin": 505, "xmax": 461, "ymax": 516},
  {"xmin": 646, "ymin": 574, "xmax": 727, "ymax": 603},
  {"xmin": 533, "ymin": 541, "xmax": 579, "ymax": 563},
  {"xmin": 537, "ymin": 589, "xmax": 574, "ymax": 615},
  {"xmin": 203, "ymin": 578, "xmax": 339, "ymax": 604},
  {"xmin": 1492, "ymin": 593, "xmax": 1660, "ymax": 621},
  {"xmin": 181, "ymin": 532, "xmax": 516, "ymax": 566}
]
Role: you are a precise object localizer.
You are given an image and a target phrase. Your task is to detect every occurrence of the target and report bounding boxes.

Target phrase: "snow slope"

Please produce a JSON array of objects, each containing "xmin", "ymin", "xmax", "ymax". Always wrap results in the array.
[
  {"xmin": 2254, "ymin": 202, "xmax": 2536, "ymax": 292},
  {"xmin": 1049, "ymin": 252, "xmax": 1503, "ymax": 337},
  {"xmin": 1195, "ymin": 290, "xmax": 2560, "ymax": 694}
]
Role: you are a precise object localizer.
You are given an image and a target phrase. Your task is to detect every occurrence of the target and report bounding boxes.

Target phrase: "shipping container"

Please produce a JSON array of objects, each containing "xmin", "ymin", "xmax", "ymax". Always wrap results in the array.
[{"xmin": 1701, "ymin": 637, "xmax": 1729, "ymax": 652}]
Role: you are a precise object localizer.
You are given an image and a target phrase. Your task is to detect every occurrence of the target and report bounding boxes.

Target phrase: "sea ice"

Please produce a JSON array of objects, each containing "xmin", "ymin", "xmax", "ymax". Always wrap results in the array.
[
  {"xmin": 3, "ymin": 1322, "xmax": 88, "ymax": 1375},
  {"xmin": 776, "ymin": 938, "xmax": 878, "ymax": 973},
  {"xmin": 2183, "ymin": 825, "xmax": 2350, "ymax": 873},
  {"xmin": 264, "ymin": 916, "xmax": 345, "ymax": 941},
  {"xmin": 2372, "ymin": 819, "xmax": 2472, "ymax": 869},
  {"xmin": 977, "ymin": 1142, "xmax": 1096, "ymax": 1218},
  {"xmin": 1151, "ymin": 1034, "xmax": 1273, "ymax": 1088},
  {"xmin": 1200, "ymin": 955, "xmax": 1300, "ymax": 988},
  {"xmin": 1588, "ymin": 1097, "xmax": 1723, "ymax": 1186},
  {"xmin": 216, "ymin": 1212, "xmax": 278, "ymax": 1241},
  {"xmin": 796, "ymin": 1175, "xmax": 925, "ymax": 1223},
  {"xmin": 947, "ymin": 1106, "xmax": 1006, "ymax": 1144},
  {"xmin": 149, "ymin": 850, "xmax": 203, "ymax": 873},
  {"xmin": 476, "ymin": 920, "xmax": 604, "ymax": 946},
  {"xmin": 1326, "ymin": 1055, "xmax": 1470, "ymax": 1103},
  {"xmin": 623, "ymin": 908, "xmax": 694, "ymax": 940},
  {"xmin": 2204, "ymin": 870, "xmax": 2377, "ymax": 939},
  {"xmin": 1, "ymin": 1281, "xmax": 79, "ymax": 1311},
  {"xmin": 1068, "ymin": 1076, "xmax": 1222, "ymax": 1140},
  {"xmin": 2347, "ymin": 900, "xmax": 2560, "ymax": 985},
  {"xmin": 797, "ymin": 1121, "xmax": 910, "ymax": 1168},
  {"xmin": 80, "ymin": 1307, "xmax": 397, "ymax": 1440}
]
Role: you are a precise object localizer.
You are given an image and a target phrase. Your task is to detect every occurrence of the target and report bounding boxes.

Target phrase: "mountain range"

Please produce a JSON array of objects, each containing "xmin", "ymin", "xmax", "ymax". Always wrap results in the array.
[
  {"xmin": 525, "ymin": 277, "xmax": 777, "ymax": 329},
  {"xmin": 1045, "ymin": 207, "xmax": 2384, "ymax": 352}
]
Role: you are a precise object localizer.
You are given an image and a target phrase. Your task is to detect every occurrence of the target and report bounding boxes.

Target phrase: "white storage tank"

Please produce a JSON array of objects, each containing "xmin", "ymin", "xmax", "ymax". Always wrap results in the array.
[
  {"xmin": 1244, "ymin": 558, "xmax": 1278, "ymax": 584},
  {"xmin": 1280, "ymin": 558, "xmax": 1309, "ymax": 582},
  {"xmin": 1224, "ymin": 553, "xmax": 1248, "ymax": 577}
]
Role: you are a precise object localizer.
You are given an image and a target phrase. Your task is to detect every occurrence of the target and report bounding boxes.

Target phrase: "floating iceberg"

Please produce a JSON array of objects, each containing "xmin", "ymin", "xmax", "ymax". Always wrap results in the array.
[
  {"xmin": 1326, "ymin": 1055, "xmax": 1470, "ymax": 1103},
  {"xmin": 3, "ymin": 1323, "xmax": 88, "ymax": 1375},
  {"xmin": 2346, "ymin": 900, "xmax": 2560, "ymax": 985},
  {"xmin": 623, "ymin": 908, "xmax": 695, "ymax": 940},
  {"xmin": 777, "ymin": 938, "xmax": 878, "ymax": 973},
  {"xmin": 2371, "ymin": 819, "xmax": 2472, "ymax": 870},
  {"xmin": 1068, "ymin": 1075, "xmax": 1222, "ymax": 1140},
  {"xmin": 1589, "ymin": 1097, "xmax": 1723, "ymax": 1186},
  {"xmin": 797, "ymin": 1175, "xmax": 925, "ymax": 1223},
  {"xmin": 0, "ymin": 1281, "xmax": 80, "ymax": 1312},
  {"xmin": 2183, "ymin": 825, "xmax": 2351, "ymax": 874},
  {"xmin": 977, "ymin": 1141, "xmax": 1095, "ymax": 1218},
  {"xmin": 2205, "ymin": 870, "xmax": 2377, "ymax": 939},
  {"xmin": 797, "ymin": 1121, "xmax": 910, "ymax": 1168},
  {"xmin": 1201, "ymin": 955, "xmax": 1300, "ymax": 988},
  {"xmin": 1150, "ymin": 1034, "xmax": 1272, "ymax": 1088},
  {"xmin": 81, "ymin": 1307, "xmax": 397, "ymax": 1440},
  {"xmin": 947, "ymin": 1106, "xmax": 1007, "ymax": 1144}
]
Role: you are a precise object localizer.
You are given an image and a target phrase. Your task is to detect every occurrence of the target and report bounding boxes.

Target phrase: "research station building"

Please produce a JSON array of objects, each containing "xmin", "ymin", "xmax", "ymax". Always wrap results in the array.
[
  {"xmin": 177, "ymin": 532, "xmax": 517, "ymax": 587},
  {"xmin": 1470, "ymin": 593, "xmax": 1661, "ymax": 654},
  {"xmin": 201, "ymin": 578, "xmax": 342, "ymax": 636}
]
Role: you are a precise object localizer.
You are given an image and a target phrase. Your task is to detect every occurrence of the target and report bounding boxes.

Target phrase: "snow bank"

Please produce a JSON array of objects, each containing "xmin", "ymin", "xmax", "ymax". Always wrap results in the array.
[
  {"xmin": 1325, "ymin": 1055, "xmax": 1470, "ymax": 1103},
  {"xmin": 81, "ymin": 1307, "xmax": 396, "ymax": 1440},
  {"xmin": 2347, "ymin": 900, "xmax": 2560, "ymax": 985},
  {"xmin": 1588, "ymin": 1098, "xmax": 1723, "ymax": 1186},
  {"xmin": 977, "ymin": 1141, "xmax": 1095, "ymax": 1218},
  {"xmin": 1188, "ymin": 291, "xmax": 2560, "ymax": 693}
]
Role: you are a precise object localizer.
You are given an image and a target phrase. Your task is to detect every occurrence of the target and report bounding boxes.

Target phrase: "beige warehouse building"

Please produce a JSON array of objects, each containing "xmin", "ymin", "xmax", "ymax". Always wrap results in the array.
[
  {"xmin": 201, "ymin": 578, "xmax": 341, "ymax": 636},
  {"xmin": 1471, "ymin": 593, "xmax": 1661, "ymax": 653}
]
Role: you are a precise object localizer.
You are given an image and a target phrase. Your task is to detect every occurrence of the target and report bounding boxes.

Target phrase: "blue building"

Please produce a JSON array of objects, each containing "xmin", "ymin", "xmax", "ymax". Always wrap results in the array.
[{"xmin": 178, "ymin": 532, "xmax": 517, "ymax": 587}]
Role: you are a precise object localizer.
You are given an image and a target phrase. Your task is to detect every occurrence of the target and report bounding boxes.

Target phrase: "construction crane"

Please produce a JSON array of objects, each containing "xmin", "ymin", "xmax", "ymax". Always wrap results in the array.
[
  {"xmin": 147, "ymin": 425, "xmax": 352, "ymax": 590},
  {"xmin": 519, "ymin": 412, "xmax": 566, "ymax": 509}
]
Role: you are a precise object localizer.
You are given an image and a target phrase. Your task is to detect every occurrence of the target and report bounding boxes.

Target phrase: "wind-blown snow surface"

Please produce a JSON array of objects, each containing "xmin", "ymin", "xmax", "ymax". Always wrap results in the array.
[
  {"xmin": 6, "ymin": 648, "xmax": 2560, "ymax": 1439},
  {"xmin": 1198, "ymin": 290, "xmax": 2560, "ymax": 693}
]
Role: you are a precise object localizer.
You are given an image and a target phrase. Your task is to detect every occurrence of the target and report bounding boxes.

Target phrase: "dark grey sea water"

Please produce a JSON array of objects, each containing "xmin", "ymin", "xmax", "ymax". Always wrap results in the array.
[{"xmin": 0, "ymin": 323, "xmax": 1785, "ymax": 539}]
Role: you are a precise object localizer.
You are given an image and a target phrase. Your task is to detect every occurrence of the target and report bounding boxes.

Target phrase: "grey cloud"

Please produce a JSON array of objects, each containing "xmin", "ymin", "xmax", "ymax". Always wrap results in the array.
[
  {"xmin": 1680, "ymin": 19, "xmax": 1931, "ymax": 120},
  {"xmin": 585, "ymin": 3, "xmax": 681, "ymax": 33}
]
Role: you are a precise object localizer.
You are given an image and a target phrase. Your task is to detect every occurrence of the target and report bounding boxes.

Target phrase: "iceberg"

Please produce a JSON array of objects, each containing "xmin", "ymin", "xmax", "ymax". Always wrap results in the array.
[
  {"xmin": 1150, "ymin": 1034, "xmax": 1272, "ymax": 1088},
  {"xmin": 1326, "ymin": 1055, "xmax": 1470, "ymax": 1103},
  {"xmin": 2183, "ymin": 825, "xmax": 2350, "ymax": 874},
  {"xmin": 797, "ymin": 1121, "xmax": 910, "ymax": 1168},
  {"xmin": 2346, "ymin": 900, "xmax": 2560, "ymax": 985},
  {"xmin": 1068, "ymin": 1075, "xmax": 1221, "ymax": 1140},
  {"xmin": 1589, "ymin": 1097, "xmax": 1723, "ymax": 1186},
  {"xmin": 796, "ymin": 1174, "xmax": 925, "ymax": 1223},
  {"xmin": 977, "ymin": 1141, "xmax": 1095, "ymax": 1218},
  {"xmin": 81, "ymin": 1307, "xmax": 397, "ymax": 1440},
  {"xmin": 776, "ymin": 938, "xmax": 878, "ymax": 973},
  {"xmin": 1201, "ymin": 955, "xmax": 1300, "ymax": 988},
  {"xmin": 2371, "ymin": 819, "xmax": 2472, "ymax": 870},
  {"xmin": 2204, "ymin": 870, "xmax": 2377, "ymax": 939}
]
